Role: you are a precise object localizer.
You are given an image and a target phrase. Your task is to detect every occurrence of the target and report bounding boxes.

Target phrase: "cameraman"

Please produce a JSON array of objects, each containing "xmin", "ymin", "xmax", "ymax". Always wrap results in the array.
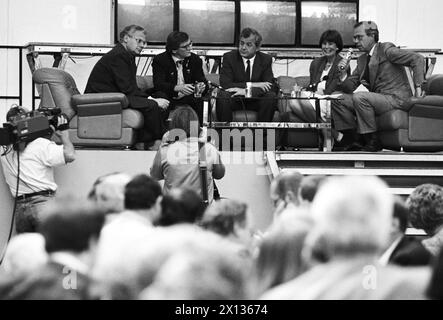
[{"xmin": 0, "ymin": 106, "xmax": 75, "ymax": 234}]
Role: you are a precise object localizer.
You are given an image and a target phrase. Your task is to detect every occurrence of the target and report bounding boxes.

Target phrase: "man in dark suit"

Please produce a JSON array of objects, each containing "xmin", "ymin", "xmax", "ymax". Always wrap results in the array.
[
  {"xmin": 85, "ymin": 25, "xmax": 169, "ymax": 148},
  {"xmin": 152, "ymin": 31, "xmax": 207, "ymax": 124},
  {"xmin": 217, "ymin": 27, "xmax": 277, "ymax": 122},
  {"xmin": 334, "ymin": 21, "xmax": 425, "ymax": 151}
]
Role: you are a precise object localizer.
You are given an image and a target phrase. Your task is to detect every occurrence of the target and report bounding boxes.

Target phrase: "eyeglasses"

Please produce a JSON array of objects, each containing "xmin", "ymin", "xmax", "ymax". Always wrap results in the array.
[
  {"xmin": 179, "ymin": 41, "xmax": 193, "ymax": 49},
  {"xmin": 128, "ymin": 34, "xmax": 147, "ymax": 46}
]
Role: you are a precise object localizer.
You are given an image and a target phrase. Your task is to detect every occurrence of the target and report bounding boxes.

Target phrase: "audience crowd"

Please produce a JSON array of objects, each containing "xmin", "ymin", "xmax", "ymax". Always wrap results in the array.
[{"xmin": 1, "ymin": 169, "xmax": 442, "ymax": 300}]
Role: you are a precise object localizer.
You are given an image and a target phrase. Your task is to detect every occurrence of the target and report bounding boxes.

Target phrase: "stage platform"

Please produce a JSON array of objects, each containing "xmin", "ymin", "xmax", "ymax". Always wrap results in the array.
[{"xmin": 265, "ymin": 150, "xmax": 443, "ymax": 196}]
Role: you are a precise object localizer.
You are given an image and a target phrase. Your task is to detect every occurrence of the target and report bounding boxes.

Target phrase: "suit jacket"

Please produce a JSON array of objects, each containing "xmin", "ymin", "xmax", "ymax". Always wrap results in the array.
[
  {"xmin": 309, "ymin": 55, "xmax": 350, "ymax": 95},
  {"xmin": 152, "ymin": 51, "xmax": 206, "ymax": 99},
  {"xmin": 220, "ymin": 50, "xmax": 276, "ymax": 96},
  {"xmin": 85, "ymin": 43, "xmax": 153, "ymax": 109},
  {"xmin": 389, "ymin": 235, "xmax": 432, "ymax": 266},
  {"xmin": 339, "ymin": 42, "xmax": 425, "ymax": 104}
]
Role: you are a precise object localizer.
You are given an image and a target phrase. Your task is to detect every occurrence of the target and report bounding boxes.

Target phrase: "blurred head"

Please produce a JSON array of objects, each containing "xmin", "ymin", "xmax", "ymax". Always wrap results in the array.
[
  {"xmin": 238, "ymin": 27, "xmax": 262, "ymax": 59},
  {"xmin": 319, "ymin": 29, "xmax": 343, "ymax": 57},
  {"xmin": 168, "ymin": 106, "xmax": 200, "ymax": 139},
  {"xmin": 39, "ymin": 198, "xmax": 106, "ymax": 254},
  {"xmin": 270, "ymin": 171, "xmax": 304, "ymax": 210},
  {"xmin": 353, "ymin": 21, "xmax": 379, "ymax": 52},
  {"xmin": 124, "ymin": 174, "xmax": 162, "ymax": 211},
  {"xmin": 299, "ymin": 175, "xmax": 327, "ymax": 204},
  {"xmin": 89, "ymin": 172, "xmax": 132, "ymax": 214},
  {"xmin": 406, "ymin": 184, "xmax": 443, "ymax": 235},
  {"xmin": 6, "ymin": 105, "xmax": 28, "ymax": 122},
  {"xmin": 119, "ymin": 25, "xmax": 147, "ymax": 55},
  {"xmin": 166, "ymin": 31, "xmax": 192, "ymax": 59},
  {"xmin": 2, "ymin": 233, "xmax": 48, "ymax": 278},
  {"xmin": 158, "ymin": 188, "xmax": 205, "ymax": 226},
  {"xmin": 201, "ymin": 199, "xmax": 248, "ymax": 237},
  {"xmin": 308, "ymin": 176, "xmax": 393, "ymax": 258}
]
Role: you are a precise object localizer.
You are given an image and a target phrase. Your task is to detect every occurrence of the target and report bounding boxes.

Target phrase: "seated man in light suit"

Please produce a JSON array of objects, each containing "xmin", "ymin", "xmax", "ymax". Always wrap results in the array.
[
  {"xmin": 333, "ymin": 21, "xmax": 425, "ymax": 152},
  {"xmin": 217, "ymin": 27, "xmax": 277, "ymax": 122}
]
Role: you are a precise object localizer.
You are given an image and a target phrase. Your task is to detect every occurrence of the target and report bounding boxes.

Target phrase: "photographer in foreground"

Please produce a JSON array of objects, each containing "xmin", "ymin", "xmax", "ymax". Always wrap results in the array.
[{"xmin": 0, "ymin": 106, "xmax": 75, "ymax": 233}]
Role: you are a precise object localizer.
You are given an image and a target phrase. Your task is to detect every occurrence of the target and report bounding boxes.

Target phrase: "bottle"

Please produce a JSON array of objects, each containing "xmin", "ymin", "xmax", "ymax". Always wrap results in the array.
[
  {"xmin": 245, "ymin": 82, "xmax": 252, "ymax": 98},
  {"xmin": 340, "ymin": 48, "xmax": 353, "ymax": 70}
]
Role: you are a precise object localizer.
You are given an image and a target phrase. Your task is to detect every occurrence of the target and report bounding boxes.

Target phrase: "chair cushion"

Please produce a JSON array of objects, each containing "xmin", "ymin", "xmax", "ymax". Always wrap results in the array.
[
  {"xmin": 122, "ymin": 108, "xmax": 144, "ymax": 129},
  {"xmin": 377, "ymin": 109, "xmax": 408, "ymax": 130},
  {"xmin": 206, "ymin": 73, "xmax": 221, "ymax": 86},
  {"xmin": 136, "ymin": 75, "xmax": 154, "ymax": 92}
]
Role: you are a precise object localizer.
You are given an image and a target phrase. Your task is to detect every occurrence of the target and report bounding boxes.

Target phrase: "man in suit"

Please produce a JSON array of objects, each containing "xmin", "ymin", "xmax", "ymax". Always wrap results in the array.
[
  {"xmin": 217, "ymin": 27, "xmax": 277, "ymax": 122},
  {"xmin": 152, "ymin": 31, "xmax": 207, "ymax": 124},
  {"xmin": 85, "ymin": 25, "xmax": 169, "ymax": 149},
  {"xmin": 333, "ymin": 21, "xmax": 425, "ymax": 151}
]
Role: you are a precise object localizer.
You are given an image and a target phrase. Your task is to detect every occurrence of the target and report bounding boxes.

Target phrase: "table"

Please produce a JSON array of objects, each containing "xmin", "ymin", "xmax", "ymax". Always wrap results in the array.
[{"xmin": 201, "ymin": 91, "xmax": 341, "ymax": 152}]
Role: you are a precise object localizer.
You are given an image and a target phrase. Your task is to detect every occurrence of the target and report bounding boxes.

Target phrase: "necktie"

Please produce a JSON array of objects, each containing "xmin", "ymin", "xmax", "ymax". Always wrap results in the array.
[
  {"xmin": 362, "ymin": 54, "xmax": 371, "ymax": 83},
  {"xmin": 245, "ymin": 59, "xmax": 251, "ymax": 82},
  {"xmin": 176, "ymin": 60, "xmax": 185, "ymax": 86}
]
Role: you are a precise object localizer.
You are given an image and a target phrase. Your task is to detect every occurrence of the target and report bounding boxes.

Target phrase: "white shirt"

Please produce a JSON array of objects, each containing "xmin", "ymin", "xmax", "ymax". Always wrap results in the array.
[
  {"xmin": 242, "ymin": 55, "xmax": 256, "ymax": 81},
  {"xmin": 0, "ymin": 138, "xmax": 65, "ymax": 196}
]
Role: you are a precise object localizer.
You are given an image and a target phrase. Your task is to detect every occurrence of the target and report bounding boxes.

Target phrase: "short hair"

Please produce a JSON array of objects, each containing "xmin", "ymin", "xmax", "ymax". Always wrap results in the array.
[
  {"xmin": 354, "ymin": 21, "xmax": 379, "ymax": 42},
  {"xmin": 124, "ymin": 174, "xmax": 162, "ymax": 210},
  {"xmin": 239, "ymin": 27, "xmax": 263, "ymax": 47},
  {"xmin": 406, "ymin": 184, "xmax": 443, "ymax": 234},
  {"xmin": 319, "ymin": 29, "xmax": 344, "ymax": 53},
  {"xmin": 299, "ymin": 175, "xmax": 326, "ymax": 203},
  {"xmin": 119, "ymin": 25, "xmax": 146, "ymax": 43},
  {"xmin": 166, "ymin": 31, "xmax": 190, "ymax": 53},
  {"xmin": 158, "ymin": 188, "xmax": 206, "ymax": 226},
  {"xmin": 39, "ymin": 198, "xmax": 105, "ymax": 253},
  {"xmin": 6, "ymin": 105, "xmax": 28, "ymax": 122},
  {"xmin": 273, "ymin": 171, "xmax": 304, "ymax": 201},
  {"xmin": 201, "ymin": 199, "xmax": 248, "ymax": 236},
  {"xmin": 169, "ymin": 106, "xmax": 200, "ymax": 138},
  {"xmin": 92, "ymin": 172, "xmax": 132, "ymax": 214},
  {"xmin": 309, "ymin": 176, "xmax": 393, "ymax": 256}
]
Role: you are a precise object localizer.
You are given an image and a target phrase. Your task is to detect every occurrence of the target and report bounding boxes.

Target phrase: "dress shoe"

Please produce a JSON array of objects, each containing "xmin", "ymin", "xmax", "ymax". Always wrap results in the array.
[{"xmin": 362, "ymin": 133, "xmax": 382, "ymax": 152}]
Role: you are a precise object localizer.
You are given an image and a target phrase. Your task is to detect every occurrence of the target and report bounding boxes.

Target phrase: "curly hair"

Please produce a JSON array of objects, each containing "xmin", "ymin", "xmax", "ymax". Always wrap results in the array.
[{"xmin": 406, "ymin": 184, "xmax": 443, "ymax": 234}]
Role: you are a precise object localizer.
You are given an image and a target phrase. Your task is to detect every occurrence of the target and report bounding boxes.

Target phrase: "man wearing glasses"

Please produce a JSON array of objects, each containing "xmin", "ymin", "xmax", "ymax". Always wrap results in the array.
[
  {"xmin": 85, "ymin": 25, "xmax": 169, "ymax": 150},
  {"xmin": 152, "ymin": 31, "xmax": 208, "ymax": 124},
  {"xmin": 332, "ymin": 21, "xmax": 425, "ymax": 152}
]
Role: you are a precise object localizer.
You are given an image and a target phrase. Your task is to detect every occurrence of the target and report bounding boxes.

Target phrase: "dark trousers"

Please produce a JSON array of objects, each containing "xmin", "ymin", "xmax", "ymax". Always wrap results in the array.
[{"xmin": 216, "ymin": 90, "xmax": 276, "ymax": 122}]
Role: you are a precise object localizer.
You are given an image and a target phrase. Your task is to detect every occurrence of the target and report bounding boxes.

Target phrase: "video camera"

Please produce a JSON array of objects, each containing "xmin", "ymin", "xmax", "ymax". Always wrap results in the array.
[{"xmin": 0, "ymin": 107, "xmax": 69, "ymax": 146}]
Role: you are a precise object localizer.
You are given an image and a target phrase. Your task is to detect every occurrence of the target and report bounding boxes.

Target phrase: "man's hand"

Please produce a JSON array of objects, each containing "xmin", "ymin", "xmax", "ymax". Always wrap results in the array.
[
  {"xmin": 52, "ymin": 115, "xmax": 69, "ymax": 137},
  {"xmin": 174, "ymin": 84, "xmax": 195, "ymax": 96},
  {"xmin": 152, "ymin": 97, "xmax": 170, "ymax": 110},
  {"xmin": 226, "ymin": 87, "xmax": 245, "ymax": 97},
  {"xmin": 252, "ymin": 82, "xmax": 272, "ymax": 92}
]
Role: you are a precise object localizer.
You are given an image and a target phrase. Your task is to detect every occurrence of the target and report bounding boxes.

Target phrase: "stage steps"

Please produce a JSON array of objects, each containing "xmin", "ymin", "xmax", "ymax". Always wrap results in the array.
[{"xmin": 265, "ymin": 151, "xmax": 443, "ymax": 196}]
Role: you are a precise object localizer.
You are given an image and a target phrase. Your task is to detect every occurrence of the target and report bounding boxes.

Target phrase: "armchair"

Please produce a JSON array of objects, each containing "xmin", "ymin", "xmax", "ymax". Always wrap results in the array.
[
  {"xmin": 32, "ymin": 68, "xmax": 144, "ymax": 148},
  {"xmin": 378, "ymin": 74, "xmax": 443, "ymax": 151}
]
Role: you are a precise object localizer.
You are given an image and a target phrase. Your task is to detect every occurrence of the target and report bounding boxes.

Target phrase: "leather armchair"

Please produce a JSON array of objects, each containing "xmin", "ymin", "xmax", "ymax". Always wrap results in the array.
[
  {"xmin": 378, "ymin": 74, "xmax": 443, "ymax": 151},
  {"xmin": 33, "ymin": 68, "xmax": 144, "ymax": 148}
]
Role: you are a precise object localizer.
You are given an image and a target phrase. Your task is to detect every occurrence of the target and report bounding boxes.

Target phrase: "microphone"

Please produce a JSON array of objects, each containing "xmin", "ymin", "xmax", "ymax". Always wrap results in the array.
[{"xmin": 340, "ymin": 48, "xmax": 353, "ymax": 70}]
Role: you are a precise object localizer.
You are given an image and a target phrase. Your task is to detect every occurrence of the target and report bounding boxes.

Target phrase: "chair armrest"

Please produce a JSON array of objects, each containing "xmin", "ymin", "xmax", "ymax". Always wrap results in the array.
[
  {"xmin": 72, "ymin": 92, "xmax": 129, "ymax": 109},
  {"xmin": 404, "ymin": 96, "xmax": 443, "ymax": 111}
]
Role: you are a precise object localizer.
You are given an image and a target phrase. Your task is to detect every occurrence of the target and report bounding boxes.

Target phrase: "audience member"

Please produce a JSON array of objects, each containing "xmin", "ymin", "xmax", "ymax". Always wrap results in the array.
[
  {"xmin": 217, "ymin": 27, "xmax": 277, "ymax": 122},
  {"xmin": 88, "ymin": 172, "xmax": 132, "ymax": 214},
  {"xmin": 152, "ymin": 31, "xmax": 207, "ymax": 124},
  {"xmin": 407, "ymin": 183, "xmax": 443, "ymax": 256},
  {"xmin": 262, "ymin": 176, "xmax": 430, "ymax": 299},
  {"xmin": 250, "ymin": 209, "xmax": 313, "ymax": 297},
  {"xmin": 157, "ymin": 188, "xmax": 206, "ymax": 226},
  {"xmin": 426, "ymin": 246, "xmax": 443, "ymax": 300},
  {"xmin": 379, "ymin": 196, "xmax": 431, "ymax": 266},
  {"xmin": 298, "ymin": 175, "xmax": 327, "ymax": 205},
  {"xmin": 150, "ymin": 106, "xmax": 225, "ymax": 203},
  {"xmin": 333, "ymin": 21, "xmax": 425, "ymax": 151},
  {"xmin": 5, "ymin": 198, "xmax": 105, "ymax": 299},
  {"xmin": 270, "ymin": 171, "xmax": 303, "ymax": 217},
  {"xmin": 84, "ymin": 24, "xmax": 170, "ymax": 149}
]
